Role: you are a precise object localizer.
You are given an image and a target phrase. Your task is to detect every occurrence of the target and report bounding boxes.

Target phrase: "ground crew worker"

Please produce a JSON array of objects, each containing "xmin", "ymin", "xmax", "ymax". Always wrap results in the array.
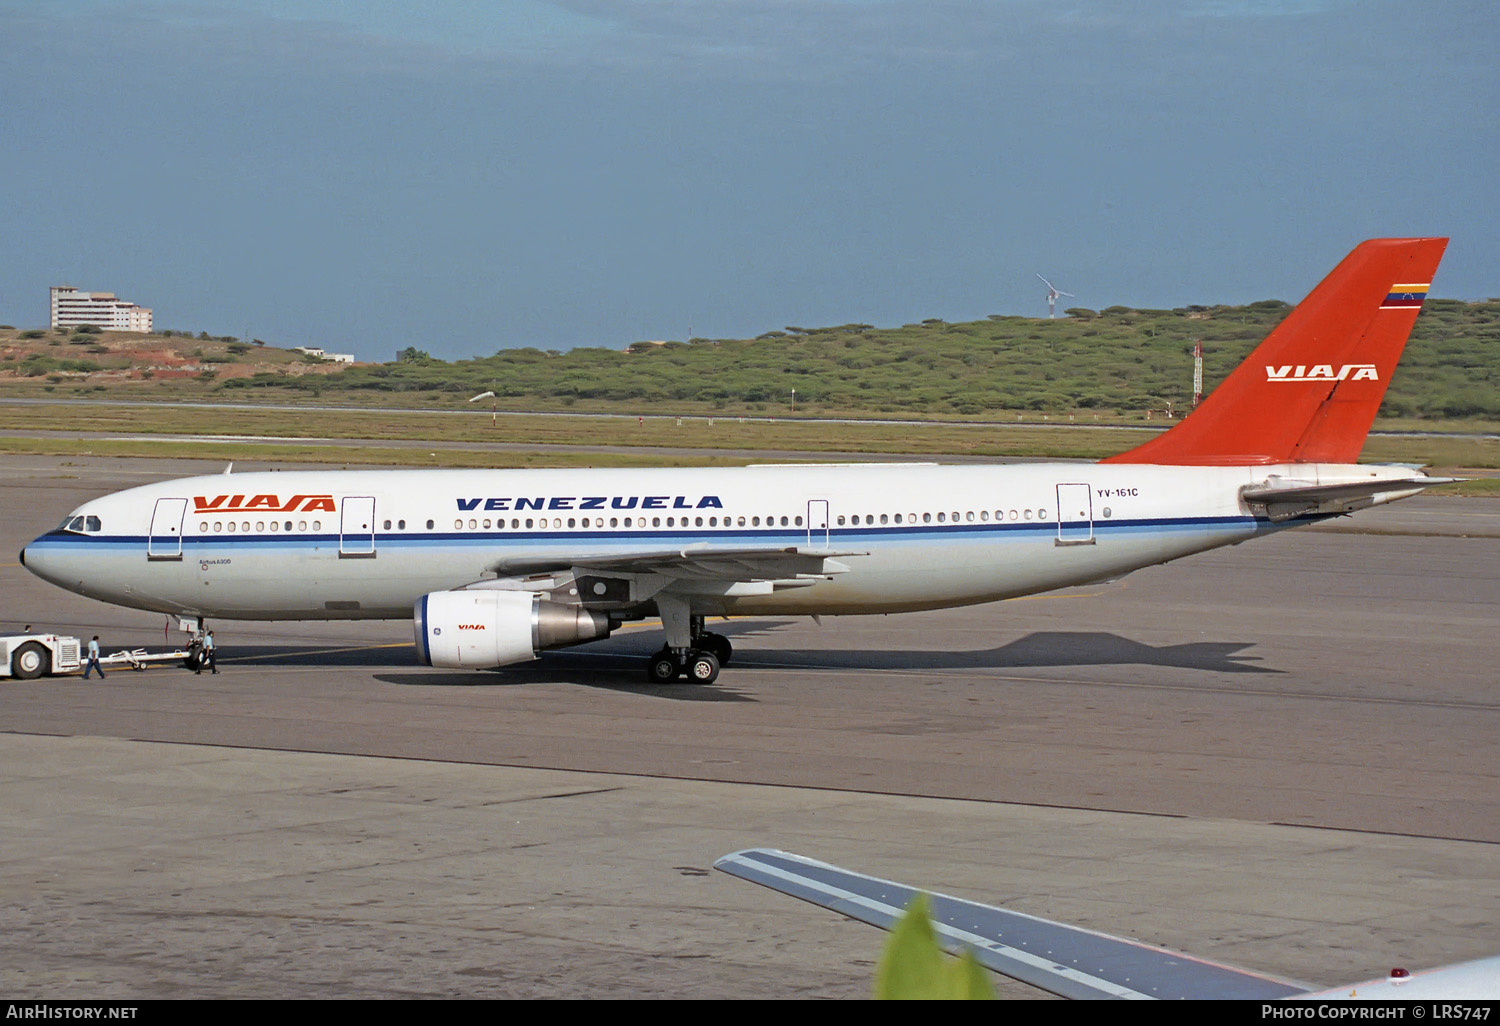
[
  {"xmin": 197, "ymin": 630, "xmax": 217, "ymax": 675},
  {"xmin": 82, "ymin": 635, "xmax": 105, "ymax": 679}
]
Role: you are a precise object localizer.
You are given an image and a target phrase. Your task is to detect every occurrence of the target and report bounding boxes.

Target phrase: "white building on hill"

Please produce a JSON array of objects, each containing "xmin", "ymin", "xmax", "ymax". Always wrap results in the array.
[
  {"xmin": 295, "ymin": 346, "xmax": 355, "ymax": 364},
  {"xmin": 50, "ymin": 286, "xmax": 153, "ymax": 332}
]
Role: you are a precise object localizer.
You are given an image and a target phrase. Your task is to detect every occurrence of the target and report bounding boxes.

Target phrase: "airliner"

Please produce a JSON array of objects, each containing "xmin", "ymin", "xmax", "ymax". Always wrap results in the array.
[
  {"xmin": 717, "ymin": 847, "xmax": 1500, "ymax": 999},
  {"xmin": 21, "ymin": 238, "xmax": 1451, "ymax": 684}
]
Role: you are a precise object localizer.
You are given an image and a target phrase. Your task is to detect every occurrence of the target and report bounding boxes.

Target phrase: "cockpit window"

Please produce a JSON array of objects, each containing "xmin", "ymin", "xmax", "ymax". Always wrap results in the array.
[{"xmin": 56, "ymin": 515, "xmax": 101, "ymax": 533}]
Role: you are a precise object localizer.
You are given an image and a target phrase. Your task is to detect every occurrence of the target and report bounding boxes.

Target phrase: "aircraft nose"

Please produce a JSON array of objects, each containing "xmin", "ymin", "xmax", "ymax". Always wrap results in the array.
[{"xmin": 19, "ymin": 534, "xmax": 64, "ymax": 586}]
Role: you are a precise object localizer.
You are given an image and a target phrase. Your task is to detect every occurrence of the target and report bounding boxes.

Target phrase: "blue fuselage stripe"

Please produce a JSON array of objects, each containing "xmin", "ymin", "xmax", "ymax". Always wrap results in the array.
[{"xmin": 27, "ymin": 514, "xmax": 1265, "ymax": 553}]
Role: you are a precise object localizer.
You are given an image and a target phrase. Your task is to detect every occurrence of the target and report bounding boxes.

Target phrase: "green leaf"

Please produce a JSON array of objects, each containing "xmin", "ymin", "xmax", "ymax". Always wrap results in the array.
[{"xmin": 874, "ymin": 894, "xmax": 996, "ymax": 1000}]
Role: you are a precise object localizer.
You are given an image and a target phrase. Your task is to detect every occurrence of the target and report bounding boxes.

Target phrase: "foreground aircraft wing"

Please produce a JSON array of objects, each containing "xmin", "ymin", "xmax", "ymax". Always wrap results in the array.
[
  {"xmin": 714, "ymin": 848, "xmax": 1312, "ymax": 1000},
  {"xmin": 486, "ymin": 546, "xmax": 863, "ymax": 581}
]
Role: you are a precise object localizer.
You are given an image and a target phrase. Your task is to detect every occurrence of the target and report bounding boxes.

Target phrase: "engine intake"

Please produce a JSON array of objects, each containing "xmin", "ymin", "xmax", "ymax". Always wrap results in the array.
[{"xmin": 415, "ymin": 591, "xmax": 612, "ymax": 669}]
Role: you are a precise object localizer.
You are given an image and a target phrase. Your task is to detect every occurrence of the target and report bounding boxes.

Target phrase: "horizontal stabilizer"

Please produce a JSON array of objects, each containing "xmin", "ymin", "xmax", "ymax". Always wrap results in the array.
[
  {"xmin": 1242, "ymin": 474, "xmax": 1457, "ymax": 522},
  {"xmin": 715, "ymin": 848, "xmax": 1311, "ymax": 1000}
]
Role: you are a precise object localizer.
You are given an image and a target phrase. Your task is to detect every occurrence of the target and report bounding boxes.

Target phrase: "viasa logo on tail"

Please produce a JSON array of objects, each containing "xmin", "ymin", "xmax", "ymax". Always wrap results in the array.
[
  {"xmin": 193, "ymin": 494, "xmax": 338, "ymax": 513},
  {"xmin": 1265, "ymin": 364, "xmax": 1378, "ymax": 383}
]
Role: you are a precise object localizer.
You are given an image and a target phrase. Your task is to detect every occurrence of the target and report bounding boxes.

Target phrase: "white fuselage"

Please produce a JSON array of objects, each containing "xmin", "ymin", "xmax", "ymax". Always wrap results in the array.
[{"xmin": 20, "ymin": 461, "xmax": 1410, "ymax": 623}]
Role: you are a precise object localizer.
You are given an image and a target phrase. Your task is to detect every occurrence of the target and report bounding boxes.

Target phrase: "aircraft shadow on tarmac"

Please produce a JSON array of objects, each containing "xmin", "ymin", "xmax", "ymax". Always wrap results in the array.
[
  {"xmin": 218, "ymin": 623, "xmax": 1275, "ymax": 691},
  {"xmin": 723, "ymin": 631, "xmax": 1279, "ymax": 676},
  {"xmin": 372, "ymin": 665, "xmax": 759, "ymax": 701}
]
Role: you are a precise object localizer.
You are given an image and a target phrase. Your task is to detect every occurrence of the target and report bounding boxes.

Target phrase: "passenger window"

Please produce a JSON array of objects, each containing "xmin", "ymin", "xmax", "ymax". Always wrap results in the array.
[
  {"xmin": 879, "ymin": 514, "xmax": 888, "ymax": 524},
  {"xmin": 937, "ymin": 512, "xmax": 945, "ymax": 522},
  {"xmin": 199, "ymin": 523, "xmax": 208, "ymax": 533}
]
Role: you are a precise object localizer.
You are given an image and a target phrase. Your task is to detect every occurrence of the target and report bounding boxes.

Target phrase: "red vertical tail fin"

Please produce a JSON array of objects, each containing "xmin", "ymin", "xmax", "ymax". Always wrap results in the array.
[{"xmin": 1103, "ymin": 238, "xmax": 1448, "ymax": 466}]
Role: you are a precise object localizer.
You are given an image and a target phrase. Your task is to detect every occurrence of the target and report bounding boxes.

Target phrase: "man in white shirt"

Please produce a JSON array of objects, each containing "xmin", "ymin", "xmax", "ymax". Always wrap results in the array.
[
  {"xmin": 197, "ymin": 630, "xmax": 217, "ymax": 675},
  {"xmin": 82, "ymin": 635, "xmax": 105, "ymax": 680}
]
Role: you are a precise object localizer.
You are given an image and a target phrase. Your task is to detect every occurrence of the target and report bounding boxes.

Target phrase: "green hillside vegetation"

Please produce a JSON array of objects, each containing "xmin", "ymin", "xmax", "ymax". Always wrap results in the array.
[
  {"xmin": 215, "ymin": 299, "xmax": 1500, "ymax": 421},
  {"xmin": 3, "ymin": 300, "xmax": 1497, "ymax": 424}
]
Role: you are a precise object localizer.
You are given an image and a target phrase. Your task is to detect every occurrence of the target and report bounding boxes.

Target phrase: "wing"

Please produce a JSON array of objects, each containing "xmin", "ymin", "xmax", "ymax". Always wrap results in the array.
[
  {"xmin": 715, "ymin": 848, "xmax": 1313, "ymax": 1000},
  {"xmin": 485, "ymin": 545, "xmax": 861, "ymax": 583}
]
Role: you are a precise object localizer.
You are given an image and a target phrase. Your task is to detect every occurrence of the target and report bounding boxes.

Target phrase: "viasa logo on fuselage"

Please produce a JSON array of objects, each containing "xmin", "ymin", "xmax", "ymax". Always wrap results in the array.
[
  {"xmin": 1265, "ymin": 364, "xmax": 1378, "ymax": 383},
  {"xmin": 457, "ymin": 495, "xmax": 725, "ymax": 512},
  {"xmin": 193, "ymin": 494, "xmax": 337, "ymax": 513}
]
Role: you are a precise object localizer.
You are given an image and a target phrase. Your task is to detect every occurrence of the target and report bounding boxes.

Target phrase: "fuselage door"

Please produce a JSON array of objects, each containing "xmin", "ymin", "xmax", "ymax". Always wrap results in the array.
[
  {"xmin": 339, "ymin": 496, "xmax": 376, "ymax": 558},
  {"xmin": 807, "ymin": 499, "xmax": 830, "ymax": 547},
  {"xmin": 147, "ymin": 497, "xmax": 187, "ymax": 560},
  {"xmin": 1056, "ymin": 483, "xmax": 1095, "ymax": 546}
]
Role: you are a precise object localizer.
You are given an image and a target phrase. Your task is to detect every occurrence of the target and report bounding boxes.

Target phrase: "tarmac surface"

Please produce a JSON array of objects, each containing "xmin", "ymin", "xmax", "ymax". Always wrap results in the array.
[{"xmin": 2, "ymin": 455, "xmax": 1498, "ymax": 999}]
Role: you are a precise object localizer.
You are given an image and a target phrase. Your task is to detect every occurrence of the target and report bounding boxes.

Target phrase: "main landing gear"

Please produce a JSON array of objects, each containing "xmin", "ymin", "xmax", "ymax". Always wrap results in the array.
[{"xmin": 645, "ymin": 615, "xmax": 733, "ymax": 685}]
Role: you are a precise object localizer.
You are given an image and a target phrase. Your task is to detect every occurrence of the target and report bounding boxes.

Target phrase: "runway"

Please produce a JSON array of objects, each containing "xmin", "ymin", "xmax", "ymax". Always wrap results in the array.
[{"xmin": 2, "ymin": 455, "xmax": 1498, "ymax": 998}]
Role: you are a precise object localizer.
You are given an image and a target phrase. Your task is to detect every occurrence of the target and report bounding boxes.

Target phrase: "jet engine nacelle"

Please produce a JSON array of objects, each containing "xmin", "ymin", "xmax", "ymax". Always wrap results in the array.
[{"xmin": 415, "ymin": 590, "xmax": 612, "ymax": 669}]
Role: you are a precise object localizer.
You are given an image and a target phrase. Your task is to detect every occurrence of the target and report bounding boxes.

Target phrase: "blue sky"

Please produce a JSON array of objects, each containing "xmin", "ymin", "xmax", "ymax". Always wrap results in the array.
[{"xmin": 1, "ymin": 1, "xmax": 1494, "ymax": 360}]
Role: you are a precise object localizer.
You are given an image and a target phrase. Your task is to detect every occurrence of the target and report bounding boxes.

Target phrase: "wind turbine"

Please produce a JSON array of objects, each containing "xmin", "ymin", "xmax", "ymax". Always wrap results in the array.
[{"xmin": 1036, "ymin": 274, "xmax": 1075, "ymax": 318}]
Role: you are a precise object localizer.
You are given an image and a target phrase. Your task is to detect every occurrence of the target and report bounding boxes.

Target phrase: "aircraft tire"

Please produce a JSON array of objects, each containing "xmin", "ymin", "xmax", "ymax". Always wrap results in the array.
[
  {"xmin": 686, "ymin": 651, "xmax": 720, "ymax": 685},
  {"xmin": 703, "ymin": 633, "xmax": 732, "ymax": 666},
  {"xmin": 13, "ymin": 642, "xmax": 50, "ymax": 680},
  {"xmin": 647, "ymin": 651, "xmax": 681, "ymax": 684}
]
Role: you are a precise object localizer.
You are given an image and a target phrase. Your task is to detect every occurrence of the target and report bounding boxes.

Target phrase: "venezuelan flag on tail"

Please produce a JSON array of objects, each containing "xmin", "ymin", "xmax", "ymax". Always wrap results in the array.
[{"xmin": 1104, "ymin": 237, "xmax": 1448, "ymax": 466}]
